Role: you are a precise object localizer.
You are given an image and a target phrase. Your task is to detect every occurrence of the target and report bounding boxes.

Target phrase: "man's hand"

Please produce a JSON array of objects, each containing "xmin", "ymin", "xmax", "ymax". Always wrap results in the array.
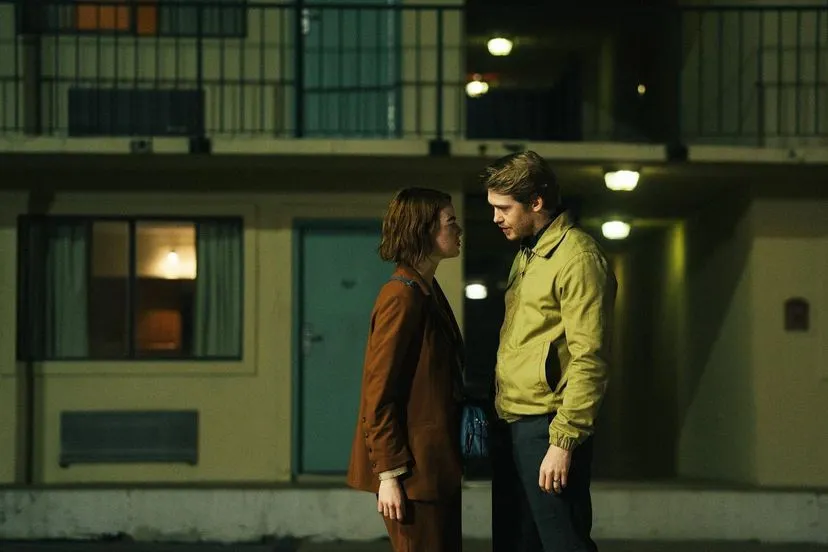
[
  {"xmin": 377, "ymin": 478, "xmax": 406, "ymax": 521},
  {"xmin": 539, "ymin": 444, "xmax": 572, "ymax": 494}
]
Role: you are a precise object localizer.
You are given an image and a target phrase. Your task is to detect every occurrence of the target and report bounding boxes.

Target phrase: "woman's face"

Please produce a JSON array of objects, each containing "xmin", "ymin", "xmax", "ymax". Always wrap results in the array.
[{"xmin": 431, "ymin": 204, "xmax": 463, "ymax": 260}]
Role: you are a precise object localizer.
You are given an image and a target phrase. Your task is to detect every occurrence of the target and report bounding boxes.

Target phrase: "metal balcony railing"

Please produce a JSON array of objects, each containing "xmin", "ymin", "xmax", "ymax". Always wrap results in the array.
[{"xmin": 0, "ymin": 1, "xmax": 825, "ymax": 146}]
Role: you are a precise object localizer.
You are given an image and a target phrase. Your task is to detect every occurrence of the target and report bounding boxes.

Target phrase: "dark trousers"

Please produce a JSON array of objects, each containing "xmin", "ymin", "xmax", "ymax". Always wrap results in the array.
[
  {"xmin": 383, "ymin": 490, "xmax": 462, "ymax": 552},
  {"xmin": 492, "ymin": 415, "xmax": 597, "ymax": 552}
]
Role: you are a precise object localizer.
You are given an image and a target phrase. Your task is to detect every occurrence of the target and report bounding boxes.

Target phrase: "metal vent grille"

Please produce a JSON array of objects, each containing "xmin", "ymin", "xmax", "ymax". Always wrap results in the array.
[{"xmin": 60, "ymin": 410, "xmax": 199, "ymax": 467}]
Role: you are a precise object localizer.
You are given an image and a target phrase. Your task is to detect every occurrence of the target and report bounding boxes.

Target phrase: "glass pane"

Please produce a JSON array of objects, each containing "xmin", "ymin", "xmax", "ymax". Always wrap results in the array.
[
  {"xmin": 135, "ymin": 221, "xmax": 197, "ymax": 358},
  {"xmin": 76, "ymin": 2, "xmax": 130, "ymax": 31},
  {"xmin": 90, "ymin": 221, "xmax": 130, "ymax": 358}
]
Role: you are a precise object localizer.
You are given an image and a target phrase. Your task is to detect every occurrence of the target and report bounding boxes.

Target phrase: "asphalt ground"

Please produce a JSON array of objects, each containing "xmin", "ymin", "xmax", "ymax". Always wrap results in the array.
[{"xmin": 2, "ymin": 540, "xmax": 827, "ymax": 552}]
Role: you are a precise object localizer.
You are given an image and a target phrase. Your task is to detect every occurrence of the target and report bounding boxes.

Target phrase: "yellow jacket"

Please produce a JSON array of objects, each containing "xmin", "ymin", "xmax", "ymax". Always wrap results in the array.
[{"xmin": 495, "ymin": 210, "xmax": 617, "ymax": 450}]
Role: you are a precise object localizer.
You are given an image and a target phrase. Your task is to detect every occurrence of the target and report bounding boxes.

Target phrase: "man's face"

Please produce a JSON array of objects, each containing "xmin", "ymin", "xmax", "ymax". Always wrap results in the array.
[{"xmin": 487, "ymin": 190, "xmax": 539, "ymax": 242}]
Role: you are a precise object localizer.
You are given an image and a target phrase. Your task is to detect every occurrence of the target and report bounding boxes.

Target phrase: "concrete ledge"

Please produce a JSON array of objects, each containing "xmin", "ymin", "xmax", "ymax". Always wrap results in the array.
[
  {"xmin": 0, "ymin": 136, "xmax": 191, "ymax": 154},
  {"xmin": 0, "ymin": 136, "xmax": 668, "ymax": 163},
  {"xmin": 688, "ymin": 144, "xmax": 828, "ymax": 164},
  {"xmin": 0, "ymin": 485, "xmax": 826, "ymax": 544},
  {"xmin": 210, "ymin": 138, "xmax": 430, "ymax": 156},
  {"xmin": 5, "ymin": 136, "xmax": 828, "ymax": 167},
  {"xmin": 451, "ymin": 140, "xmax": 668, "ymax": 163}
]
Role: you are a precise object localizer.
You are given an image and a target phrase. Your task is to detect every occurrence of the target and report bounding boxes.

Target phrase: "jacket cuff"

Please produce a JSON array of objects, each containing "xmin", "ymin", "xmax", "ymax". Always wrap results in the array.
[
  {"xmin": 371, "ymin": 450, "xmax": 412, "ymax": 474},
  {"xmin": 549, "ymin": 432, "xmax": 579, "ymax": 451}
]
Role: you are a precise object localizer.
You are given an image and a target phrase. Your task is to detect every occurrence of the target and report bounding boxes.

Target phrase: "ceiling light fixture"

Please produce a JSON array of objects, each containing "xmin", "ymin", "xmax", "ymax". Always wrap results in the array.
[
  {"xmin": 604, "ymin": 169, "xmax": 640, "ymax": 192},
  {"xmin": 465, "ymin": 74, "xmax": 489, "ymax": 98},
  {"xmin": 465, "ymin": 283, "xmax": 488, "ymax": 300},
  {"xmin": 601, "ymin": 220, "xmax": 632, "ymax": 240},
  {"xmin": 487, "ymin": 37, "xmax": 513, "ymax": 56}
]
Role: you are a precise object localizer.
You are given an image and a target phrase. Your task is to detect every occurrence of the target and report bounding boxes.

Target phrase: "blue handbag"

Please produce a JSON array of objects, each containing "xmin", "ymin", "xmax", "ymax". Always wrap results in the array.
[
  {"xmin": 461, "ymin": 403, "xmax": 489, "ymax": 460},
  {"xmin": 390, "ymin": 275, "xmax": 489, "ymax": 460}
]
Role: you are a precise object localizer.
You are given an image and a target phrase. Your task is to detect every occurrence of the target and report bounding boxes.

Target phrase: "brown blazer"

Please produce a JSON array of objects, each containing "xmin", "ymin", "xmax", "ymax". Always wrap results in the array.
[{"xmin": 347, "ymin": 265, "xmax": 464, "ymax": 502}]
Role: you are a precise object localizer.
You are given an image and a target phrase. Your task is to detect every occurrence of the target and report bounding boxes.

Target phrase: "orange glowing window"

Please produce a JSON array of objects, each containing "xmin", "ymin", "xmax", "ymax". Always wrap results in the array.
[
  {"xmin": 136, "ymin": 5, "xmax": 158, "ymax": 35},
  {"xmin": 76, "ymin": 1, "xmax": 130, "ymax": 31},
  {"xmin": 75, "ymin": 1, "xmax": 158, "ymax": 34}
]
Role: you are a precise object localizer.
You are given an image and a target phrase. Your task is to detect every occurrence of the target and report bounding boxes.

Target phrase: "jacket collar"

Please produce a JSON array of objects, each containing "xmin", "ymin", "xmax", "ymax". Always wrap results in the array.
[
  {"xmin": 394, "ymin": 264, "xmax": 432, "ymax": 295},
  {"xmin": 394, "ymin": 265, "xmax": 461, "ymax": 341},
  {"xmin": 522, "ymin": 210, "xmax": 575, "ymax": 258}
]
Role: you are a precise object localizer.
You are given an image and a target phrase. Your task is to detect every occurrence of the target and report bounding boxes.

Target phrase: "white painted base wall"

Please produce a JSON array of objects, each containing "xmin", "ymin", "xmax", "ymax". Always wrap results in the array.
[{"xmin": 1, "ymin": 484, "xmax": 826, "ymax": 544}]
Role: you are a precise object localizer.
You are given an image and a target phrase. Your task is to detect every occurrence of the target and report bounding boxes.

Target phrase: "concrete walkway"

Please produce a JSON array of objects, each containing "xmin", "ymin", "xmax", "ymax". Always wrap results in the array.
[{"xmin": 2, "ymin": 541, "xmax": 828, "ymax": 552}]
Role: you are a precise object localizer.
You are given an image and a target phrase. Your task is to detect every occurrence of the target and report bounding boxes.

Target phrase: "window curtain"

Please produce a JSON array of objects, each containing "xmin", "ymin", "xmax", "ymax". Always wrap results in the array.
[
  {"xmin": 194, "ymin": 221, "xmax": 242, "ymax": 357},
  {"xmin": 45, "ymin": 222, "xmax": 89, "ymax": 359}
]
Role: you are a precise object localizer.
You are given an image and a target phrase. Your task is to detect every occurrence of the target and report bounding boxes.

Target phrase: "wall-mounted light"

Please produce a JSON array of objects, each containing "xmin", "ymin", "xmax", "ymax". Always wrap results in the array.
[
  {"xmin": 637, "ymin": 84, "xmax": 647, "ymax": 96},
  {"xmin": 604, "ymin": 170, "xmax": 640, "ymax": 192},
  {"xmin": 163, "ymin": 250, "xmax": 181, "ymax": 279},
  {"xmin": 465, "ymin": 283, "xmax": 488, "ymax": 300},
  {"xmin": 466, "ymin": 74, "xmax": 489, "ymax": 98},
  {"xmin": 487, "ymin": 37, "xmax": 513, "ymax": 56},
  {"xmin": 602, "ymin": 220, "xmax": 631, "ymax": 240}
]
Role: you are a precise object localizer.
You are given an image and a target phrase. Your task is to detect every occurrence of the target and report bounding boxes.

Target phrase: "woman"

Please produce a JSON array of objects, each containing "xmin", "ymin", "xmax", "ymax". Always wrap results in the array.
[{"xmin": 347, "ymin": 187, "xmax": 465, "ymax": 551}]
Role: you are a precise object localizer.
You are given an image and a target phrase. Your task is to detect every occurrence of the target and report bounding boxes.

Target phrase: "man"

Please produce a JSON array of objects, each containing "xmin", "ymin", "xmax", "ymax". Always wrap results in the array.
[{"xmin": 483, "ymin": 151, "xmax": 617, "ymax": 552}]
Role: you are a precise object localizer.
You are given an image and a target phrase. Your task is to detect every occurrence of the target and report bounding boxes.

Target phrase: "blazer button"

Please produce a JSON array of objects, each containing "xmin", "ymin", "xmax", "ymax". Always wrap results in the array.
[
  {"xmin": 363, "ymin": 432, "xmax": 368, "ymax": 438},
  {"xmin": 362, "ymin": 417, "xmax": 366, "ymax": 423},
  {"xmin": 372, "ymin": 462, "xmax": 377, "ymax": 468}
]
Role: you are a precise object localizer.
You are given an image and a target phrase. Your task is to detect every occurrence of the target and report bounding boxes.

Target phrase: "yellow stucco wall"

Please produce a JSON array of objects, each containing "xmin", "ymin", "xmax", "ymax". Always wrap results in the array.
[
  {"xmin": 0, "ymin": 190, "xmax": 464, "ymax": 484},
  {"xmin": 0, "ymin": 193, "xmax": 26, "ymax": 484},
  {"xmin": 678, "ymin": 197, "xmax": 828, "ymax": 487},
  {"xmin": 751, "ymin": 199, "xmax": 828, "ymax": 488}
]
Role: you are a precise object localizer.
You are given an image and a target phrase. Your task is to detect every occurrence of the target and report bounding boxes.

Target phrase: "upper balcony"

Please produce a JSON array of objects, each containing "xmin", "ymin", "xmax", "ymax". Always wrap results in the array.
[{"xmin": 0, "ymin": 1, "xmax": 826, "ymax": 150}]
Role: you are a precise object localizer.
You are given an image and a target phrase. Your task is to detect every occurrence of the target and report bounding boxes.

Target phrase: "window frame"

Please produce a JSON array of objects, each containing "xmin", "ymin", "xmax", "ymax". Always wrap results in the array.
[
  {"xmin": 19, "ymin": 0, "xmax": 146, "ymax": 36},
  {"xmin": 17, "ymin": 214, "xmax": 245, "ymax": 363},
  {"xmin": 17, "ymin": 0, "xmax": 248, "ymax": 39}
]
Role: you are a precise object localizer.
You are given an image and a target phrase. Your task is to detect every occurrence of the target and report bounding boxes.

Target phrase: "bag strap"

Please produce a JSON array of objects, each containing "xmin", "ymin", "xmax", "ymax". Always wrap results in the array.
[{"xmin": 390, "ymin": 275, "xmax": 418, "ymax": 288}]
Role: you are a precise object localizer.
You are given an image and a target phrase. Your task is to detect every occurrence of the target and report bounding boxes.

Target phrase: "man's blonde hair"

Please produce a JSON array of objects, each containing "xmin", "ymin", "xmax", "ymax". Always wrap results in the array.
[{"xmin": 482, "ymin": 150, "xmax": 559, "ymax": 210}]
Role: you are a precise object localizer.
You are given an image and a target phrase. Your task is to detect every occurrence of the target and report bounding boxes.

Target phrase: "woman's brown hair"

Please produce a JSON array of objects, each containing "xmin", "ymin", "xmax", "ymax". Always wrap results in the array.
[{"xmin": 379, "ymin": 187, "xmax": 453, "ymax": 266}]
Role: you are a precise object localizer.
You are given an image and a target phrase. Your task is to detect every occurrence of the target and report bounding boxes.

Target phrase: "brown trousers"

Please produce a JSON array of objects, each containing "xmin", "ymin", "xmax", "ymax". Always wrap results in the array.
[{"xmin": 382, "ymin": 491, "xmax": 462, "ymax": 552}]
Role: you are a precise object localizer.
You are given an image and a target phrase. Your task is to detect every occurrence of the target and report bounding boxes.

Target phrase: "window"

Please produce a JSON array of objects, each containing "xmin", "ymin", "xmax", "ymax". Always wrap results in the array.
[
  {"xmin": 29, "ymin": 0, "xmax": 246, "ymax": 37},
  {"xmin": 76, "ymin": 1, "xmax": 131, "ymax": 32},
  {"xmin": 17, "ymin": 217, "xmax": 243, "ymax": 361},
  {"xmin": 39, "ymin": 0, "xmax": 157, "ymax": 35}
]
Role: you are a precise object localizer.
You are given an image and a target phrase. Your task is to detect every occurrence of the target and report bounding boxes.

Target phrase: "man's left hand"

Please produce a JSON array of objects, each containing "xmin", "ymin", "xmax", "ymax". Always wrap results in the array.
[{"xmin": 539, "ymin": 444, "xmax": 572, "ymax": 494}]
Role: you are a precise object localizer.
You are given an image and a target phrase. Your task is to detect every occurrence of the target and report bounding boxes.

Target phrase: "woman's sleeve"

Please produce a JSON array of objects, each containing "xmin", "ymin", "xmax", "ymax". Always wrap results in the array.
[{"xmin": 360, "ymin": 286, "xmax": 424, "ymax": 475}]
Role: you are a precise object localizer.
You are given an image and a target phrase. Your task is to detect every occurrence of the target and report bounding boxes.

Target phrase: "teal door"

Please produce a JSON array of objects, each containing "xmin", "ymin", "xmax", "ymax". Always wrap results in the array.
[
  {"xmin": 296, "ymin": 223, "xmax": 391, "ymax": 474},
  {"xmin": 302, "ymin": 0, "xmax": 400, "ymax": 137}
]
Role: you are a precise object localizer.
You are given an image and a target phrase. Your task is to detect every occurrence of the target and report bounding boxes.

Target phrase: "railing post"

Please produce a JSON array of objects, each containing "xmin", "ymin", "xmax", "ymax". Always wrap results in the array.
[
  {"xmin": 428, "ymin": 7, "xmax": 449, "ymax": 156},
  {"xmin": 665, "ymin": 6, "xmax": 688, "ymax": 160},
  {"xmin": 756, "ymin": 11, "xmax": 765, "ymax": 147},
  {"xmin": 190, "ymin": 1, "xmax": 210, "ymax": 152},
  {"xmin": 196, "ymin": 2, "xmax": 204, "ymax": 103},
  {"xmin": 673, "ymin": 8, "xmax": 684, "ymax": 149},
  {"xmin": 197, "ymin": 1, "xmax": 204, "ymax": 134},
  {"xmin": 435, "ymin": 7, "xmax": 444, "ymax": 141},
  {"xmin": 293, "ymin": 0, "xmax": 305, "ymax": 137},
  {"xmin": 21, "ymin": 0, "xmax": 44, "ymax": 135}
]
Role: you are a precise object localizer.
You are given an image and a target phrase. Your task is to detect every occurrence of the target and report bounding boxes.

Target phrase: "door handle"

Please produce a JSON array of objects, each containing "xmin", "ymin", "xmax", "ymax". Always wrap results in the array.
[
  {"xmin": 301, "ymin": 8, "xmax": 320, "ymax": 35},
  {"xmin": 302, "ymin": 323, "xmax": 324, "ymax": 355}
]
